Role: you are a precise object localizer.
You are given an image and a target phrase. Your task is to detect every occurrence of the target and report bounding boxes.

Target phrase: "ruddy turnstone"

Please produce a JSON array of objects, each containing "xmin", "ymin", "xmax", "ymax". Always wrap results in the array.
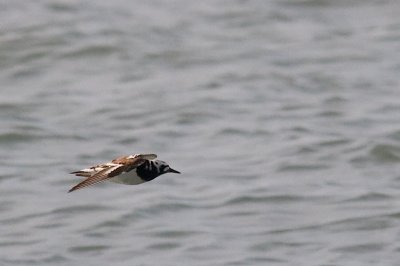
[{"xmin": 68, "ymin": 154, "xmax": 180, "ymax": 192}]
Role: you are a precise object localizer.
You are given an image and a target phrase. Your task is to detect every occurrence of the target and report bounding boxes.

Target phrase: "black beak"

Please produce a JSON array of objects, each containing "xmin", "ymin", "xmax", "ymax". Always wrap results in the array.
[{"xmin": 168, "ymin": 168, "xmax": 181, "ymax": 174}]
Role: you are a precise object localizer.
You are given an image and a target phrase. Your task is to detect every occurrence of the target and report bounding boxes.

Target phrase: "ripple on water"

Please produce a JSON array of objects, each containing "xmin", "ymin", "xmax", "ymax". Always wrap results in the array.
[
  {"xmin": 146, "ymin": 242, "xmax": 181, "ymax": 251},
  {"xmin": 223, "ymin": 194, "xmax": 306, "ymax": 205},
  {"xmin": 0, "ymin": 212, "xmax": 48, "ymax": 225},
  {"xmin": 323, "ymin": 215, "xmax": 395, "ymax": 232},
  {"xmin": 0, "ymin": 132, "xmax": 40, "ymax": 143},
  {"xmin": 351, "ymin": 143, "xmax": 400, "ymax": 165},
  {"xmin": 51, "ymin": 204, "xmax": 111, "ymax": 215},
  {"xmin": 334, "ymin": 243, "xmax": 386, "ymax": 253},
  {"xmin": 68, "ymin": 245, "xmax": 111, "ymax": 255},
  {"xmin": 369, "ymin": 144, "xmax": 400, "ymax": 162},
  {"xmin": 1, "ymin": 255, "xmax": 68, "ymax": 265},
  {"xmin": 277, "ymin": 163, "xmax": 330, "ymax": 172},
  {"xmin": 0, "ymin": 239, "xmax": 43, "ymax": 248},
  {"xmin": 342, "ymin": 192, "xmax": 392, "ymax": 203},
  {"xmin": 387, "ymin": 130, "xmax": 400, "ymax": 141},
  {"xmin": 60, "ymin": 44, "xmax": 119, "ymax": 59},
  {"xmin": 152, "ymin": 229, "xmax": 199, "ymax": 239}
]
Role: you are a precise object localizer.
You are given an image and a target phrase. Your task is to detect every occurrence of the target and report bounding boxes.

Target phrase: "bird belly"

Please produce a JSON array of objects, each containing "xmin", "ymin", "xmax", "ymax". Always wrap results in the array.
[{"xmin": 109, "ymin": 171, "xmax": 146, "ymax": 185}]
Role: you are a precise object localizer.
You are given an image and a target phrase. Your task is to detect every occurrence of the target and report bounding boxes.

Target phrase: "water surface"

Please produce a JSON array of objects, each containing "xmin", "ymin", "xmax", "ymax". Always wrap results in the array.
[{"xmin": 1, "ymin": 0, "xmax": 400, "ymax": 265}]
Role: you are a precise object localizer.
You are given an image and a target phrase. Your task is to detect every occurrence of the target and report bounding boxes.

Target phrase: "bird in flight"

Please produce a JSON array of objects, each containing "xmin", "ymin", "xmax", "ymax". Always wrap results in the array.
[{"xmin": 69, "ymin": 154, "xmax": 180, "ymax": 192}]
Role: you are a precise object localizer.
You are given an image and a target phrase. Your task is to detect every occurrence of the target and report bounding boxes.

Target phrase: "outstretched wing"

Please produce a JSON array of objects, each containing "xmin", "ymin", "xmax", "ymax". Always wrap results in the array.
[
  {"xmin": 140, "ymin": 154, "xmax": 157, "ymax": 160},
  {"xmin": 68, "ymin": 153, "xmax": 156, "ymax": 192},
  {"xmin": 69, "ymin": 163, "xmax": 113, "ymax": 178},
  {"xmin": 112, "ymin": 153, "xmax": 157, "ymax": 164},
  {"xmin": 68, "ymin": 165, "xmax": 124, "ymax": 192}
]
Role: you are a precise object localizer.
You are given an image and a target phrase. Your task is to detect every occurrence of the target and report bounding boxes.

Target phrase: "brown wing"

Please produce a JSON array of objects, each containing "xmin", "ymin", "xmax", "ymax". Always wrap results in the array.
[
  {"xmin": 68, "ymin": 165, "xmax": 126, "ymax": 193},
  {"xmin": 138, "ymin": 154, "xmax": 157, "ymax": 160},
  {"xmin": 112, "ymin": 154, "xmax": 157, "ymax": 164}
]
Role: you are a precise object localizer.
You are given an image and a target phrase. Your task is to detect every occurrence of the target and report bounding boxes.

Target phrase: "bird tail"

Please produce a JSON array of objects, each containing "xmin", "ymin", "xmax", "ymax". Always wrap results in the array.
[{"xmin": 70, "ymin": 170, "xmax": 93, "ymax": 177}]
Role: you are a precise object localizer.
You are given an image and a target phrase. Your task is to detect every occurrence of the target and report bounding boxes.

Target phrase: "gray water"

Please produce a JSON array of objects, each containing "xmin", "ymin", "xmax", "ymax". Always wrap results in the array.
[{"xmin": 1, "ymin": 0, "xmax": 400, "ymax": 265}]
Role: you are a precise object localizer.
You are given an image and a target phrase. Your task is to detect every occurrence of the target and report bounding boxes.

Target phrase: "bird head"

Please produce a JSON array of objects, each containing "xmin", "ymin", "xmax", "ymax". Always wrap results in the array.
[{"xmin": 153, "ymin": 160, "xmax": 181, "ymax": 175}]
